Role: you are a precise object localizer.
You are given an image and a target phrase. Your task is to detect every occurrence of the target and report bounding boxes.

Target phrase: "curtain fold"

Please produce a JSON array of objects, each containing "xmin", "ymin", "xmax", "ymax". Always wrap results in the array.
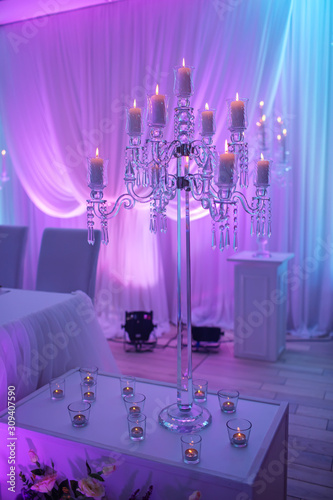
[{"xmin": 0, "ymin": 0, "xmax": 331, "ymax": 335}]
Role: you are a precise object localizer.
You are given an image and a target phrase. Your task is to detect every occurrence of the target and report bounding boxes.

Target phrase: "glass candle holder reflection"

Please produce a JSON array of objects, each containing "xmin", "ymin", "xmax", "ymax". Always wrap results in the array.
[
  {"xmin": 127, "ymin": 413, "xmax": 146, "ymax": 441},
  {"xmin": 181, "ymin": 434, "xmax": 202, "ymax": 465},
  {"xmin": 68, "ymin": 401, "xmax": 91, "ymax": 428},
  {"xmin": 120, "ymin": 376, "xmax": 136, "ymax": 398},
  {"xmin": 81, "ymin": 381, "xmax": 97, "ymax": 403},
  {"xmin": 79, "ymin": 366, "xmax": 98, "ymax": 386},
  {"xmin": 193, "ymin": 379, "xmax": 208, "ymax": 403},
  {"xmin": 218, "ymin": 389, "xmax": 239, "ymax": 413},
  {"xmin": 49, "ymin": 378, "xmax": 65, "ymax": 401},
  {"xmin": 226, "ymin": 418, "xmax": 252, "ymax": 448},
  {"xmin": 123, "ymin": 393, "xmax": 146, "ymax": 415},
  {"xmin": 226, "ymin": 95, "xmax": 248, "ymax": 131},
  {"xmin": 87, "ymin": 150, "xmax": 108, "ymax": 190}
]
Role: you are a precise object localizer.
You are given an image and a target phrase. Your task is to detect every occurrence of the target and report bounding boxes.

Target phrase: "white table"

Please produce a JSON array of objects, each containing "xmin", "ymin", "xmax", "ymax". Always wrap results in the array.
[
  {"xmin": 228, "ymin": 252, "xmax": 294, "ymax": 361},
  {"xmin": 0, "ymin": 369, "xmax": 288, "ymax": 500},
  {"xmin": 0, "ymin": 289, "xmax": 118, "ymax": 410}
]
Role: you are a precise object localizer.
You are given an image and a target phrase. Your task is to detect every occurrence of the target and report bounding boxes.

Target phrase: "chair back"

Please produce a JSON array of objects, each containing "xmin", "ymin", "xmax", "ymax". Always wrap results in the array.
[
  {"xmin": 36, "ymin": 228, "xmax": 101, "ymax": 299},
  {"xmin": 0, "ymin": 225, "xmax": 28, "ymax": 288}
]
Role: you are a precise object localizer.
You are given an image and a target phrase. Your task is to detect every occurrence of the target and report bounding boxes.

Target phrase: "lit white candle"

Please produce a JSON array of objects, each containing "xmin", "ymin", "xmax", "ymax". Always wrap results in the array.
[
  {"xmin": 90, "ymin": 148, "xmax": 104, "ymax": 187},
  {"xmin": 256, "ymin": 153, "xmax": 270, "ymax": 186},
  {"xmin": 218, "ymin": 140, "xmax": 236, "ymax": 186},
  {"xmin": 150, "ymin": 85, "xmax": 166, "ymax": 126},
  {"xmin": 128, "ymin": 99, "xmax": 142, "ymax": 135},
  {"xmin": 201, "ymin": 103, "xmax": 214, "ymax": 135},
  {"xmin": 1, "ymin": 149, "xmax": 8, "ymax": 181},
  {"xmin": 230, "ymin": 93, "xmax": 245, "ymax": 129},
  {"xmin": 176, "ymin": 58, "xmax": 192, "ymax": 97}
]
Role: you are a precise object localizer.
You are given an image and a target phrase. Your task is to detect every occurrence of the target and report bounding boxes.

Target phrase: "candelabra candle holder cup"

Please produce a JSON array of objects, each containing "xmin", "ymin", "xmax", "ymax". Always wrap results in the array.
[
  {"xmin": 226, "ymin": 96, "xmax": 248, "ymax": 131},
  {"xmin": 120, "ymin": 376, "xmax": 136, "ymax": 398},
  {"xmin": 68, "ymin": 401, "xmax": 91, "ymax": 428},
  {"xmin": 226, "ymin": 418, "xmax": 252, "ymax": 448},
  {"xmin": 126, "ymin": 101, "xmax": 144, "ymax": 137},
  {"xmin": 193, "ymin": 379, "xmax": 208, "ymax": 404},
  {"xmin": 79, "ymin": 367, "xmax": 98, "ymax": 386},
  {"xmin": 128, "ymin": 413, "xmax": 146, "ymax": 441},
  {"xmin": 214, "ymin": 148, "xmax": 238, "ymax": 192},
  {"xmin": 173, "ymin": 63, "xmax": 194, "ymax": 98},
  {"xmin": 87, "ymin": 154, "xmax": 108, "ymax": 191},
  {"xmin": 81, "ymin": 381, "xmax": 97, "ymax": 403},
  {"xmin": 198, "ymin": 105, "xmax": 216, "ymax": 137},
  {"xmin": 49, "ymin": 378, "xmax": 65, "ymax": 400},
  {"xmin": 147, "ymin": 90, "xmax": 169, "ymax": 129},
  {"xmin": 123, "ymin": 393, "xmax": 146, "ymax": 415},
  {"xmin": 218, "ymin": 390, "xmax": 239, "ymax": 413},
  {"xmin": 181, "ymin": 434, "xmax": 202, "ymax": 465},
  {"xmin": 255, "ymin": 156, "xmax": 272, "ymax": 188}
]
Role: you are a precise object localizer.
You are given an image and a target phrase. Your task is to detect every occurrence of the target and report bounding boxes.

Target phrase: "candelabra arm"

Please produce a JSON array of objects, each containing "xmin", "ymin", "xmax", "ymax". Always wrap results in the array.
[
  {"xmin": 90, "ymin": 193, "xmax": 135, "ymax": 220},
  {"xmin": 232, "ymin": 191, "xmax": 260, "ymax": 215},
  {"xmin": 126, "ymin": 181, "xmax": 155, "ymax": 203}
]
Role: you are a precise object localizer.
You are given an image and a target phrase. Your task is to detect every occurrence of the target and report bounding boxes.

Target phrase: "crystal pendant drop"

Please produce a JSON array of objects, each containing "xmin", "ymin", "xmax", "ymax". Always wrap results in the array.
[
  {"xmin": 102, "ymin": 225, "xmax": 109, "ymax": 244},
  {"xmin": 219, "ymin": 229, "xmax": 225, "ymax": 251},
  {"xmin": 136, "ymin": 171, "xmax": 141, "ymax": 186},
  {"xmin": 250, "ymin": 217, "xmax": 254, "ymax": 236},
  {"xmin": 225, "ymin": 227, "xmax": 230, "ymax": 248},
  {"xmin": 87, "ymin": 226, "xmax": 95, "ymax": 245},
  {"xmin": 211, "ymin": 227, "xmax": 216, "ymax": 250},
  {"xmin": 233, "ymin": 231, "xmax": 238, "ymax": 251}
]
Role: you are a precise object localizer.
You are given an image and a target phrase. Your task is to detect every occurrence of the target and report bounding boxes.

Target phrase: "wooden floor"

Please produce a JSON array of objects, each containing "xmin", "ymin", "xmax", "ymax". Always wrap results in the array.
[{"xmin": 107, "ymin": 327, "xmax": 333, "ymax": 500}]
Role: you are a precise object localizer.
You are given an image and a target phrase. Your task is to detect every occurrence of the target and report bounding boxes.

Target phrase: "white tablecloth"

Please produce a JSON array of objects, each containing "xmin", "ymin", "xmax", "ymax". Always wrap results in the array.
[{"xmin": 0, "ymin": 289, "xmax": 118, "ymax": 410}]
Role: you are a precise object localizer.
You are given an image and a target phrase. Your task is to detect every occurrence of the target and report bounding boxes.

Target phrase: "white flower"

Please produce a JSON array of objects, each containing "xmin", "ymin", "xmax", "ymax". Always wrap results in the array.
[
  {"xmin": 189, "ymin": 492, "xmax": 201, "ymax": 500},
  {"xmin": 31, "ymin": 472, "xmax": 57, "ymax": 493},
  {"xmin": 28, "ymin": 450, "xmax": 39, "ymax": 464},
  {"xmin": 102, "ymin": 465, "xmax": 116, "ymax": 476},
  {"xmin": 78, "ymin": 477, "xmax": 105, "ymax": 498}
]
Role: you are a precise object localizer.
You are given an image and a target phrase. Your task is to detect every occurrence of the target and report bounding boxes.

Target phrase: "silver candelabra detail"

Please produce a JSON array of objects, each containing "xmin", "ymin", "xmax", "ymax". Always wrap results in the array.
[{"xmin": 87, "ymin": 61, "xmax": 271, "ymax": 432}]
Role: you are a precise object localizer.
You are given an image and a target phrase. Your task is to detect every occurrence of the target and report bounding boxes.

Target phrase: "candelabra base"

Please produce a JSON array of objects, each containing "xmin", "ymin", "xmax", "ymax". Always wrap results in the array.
[{"xmin": 158, "ymin": 403, "xmax": 212, "ymax": 433}]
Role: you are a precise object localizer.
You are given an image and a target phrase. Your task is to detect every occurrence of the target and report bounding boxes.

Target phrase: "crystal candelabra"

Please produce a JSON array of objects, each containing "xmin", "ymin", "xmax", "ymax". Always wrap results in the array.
[{"xmin": 87, "ymin": 62, "xmax": 271, "ymax": 432}]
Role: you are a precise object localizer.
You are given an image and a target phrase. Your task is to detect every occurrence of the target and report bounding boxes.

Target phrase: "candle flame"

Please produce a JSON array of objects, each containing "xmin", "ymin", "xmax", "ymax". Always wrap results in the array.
[
  {"xmin": 1, "ymin": 150, "xmax": 5, "ymax": 156},
  {"xmin": 183, "ymin": 58, "xmax": 185, "ymax": 67},
  {"xmin": 155, "ymin": 84, "xmax": 159, "ymax": 95},
  {"xmin": 185, "ymin": 156, "xmax": 189, "ymax": 163},
  {"xmin": 277, "ymin": 134, "xmax": 282, "ymax": 141},
  {"xmin": 96, "ymin": 148, "xmax": 99, "ymax": 158},
  {"xmin": 283, "ymin": 128, "xmax": 287, "ymax": 136},
  {"xmin": 133, "ymin": 99, "xmax": 136, "ymax": 108},
  {"xmin": 237, "ymin": 427, "xmax": 240, "ymax": 432},
  {"xmin": 277, "ymin": 116, "xmax": 282, "ymax": 123},
  {"xmin": 262, "ymin": 114, "xmax": 266, "ymax": 122},
  {"xmin": 259, "ymin": 100, "xmax": 264, "ymax": 107},
  {"xmin": 236, "ymin": 92, "xmax": 239, "ymax": 101},
  {"xmin": 261, "ymin": 153, "xmax": 264, "ymax": 160},
  {"xmin": 256, "ymin": 121, "xmax": 261, "ymax": 127},
  {"xmin": 205, "ymin": 102, "xmax": 209, "ymax": 110},
  {"xmin": 225, "ymin": 139, "xmax": 228, "ymax": 153}
]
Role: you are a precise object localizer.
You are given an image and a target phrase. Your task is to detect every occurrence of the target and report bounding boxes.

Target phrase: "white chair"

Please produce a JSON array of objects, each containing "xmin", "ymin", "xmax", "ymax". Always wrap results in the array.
[
  {"xmin": 36, "ymin": 228, "xmax": 101, "ymax": 300},
  {"xmin": 0, "ymin": 225, "xmax": 28, "ymax": 288}
]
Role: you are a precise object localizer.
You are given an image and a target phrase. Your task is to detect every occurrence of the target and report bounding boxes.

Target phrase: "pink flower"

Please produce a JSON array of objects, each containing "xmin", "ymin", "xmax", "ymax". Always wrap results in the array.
[
  {"xmin": 28, "ymin": 450, "xmax": 39, "ymax": 464},
  {"xmin": 78, "ymin": 477, "xmax": 105, "ymax": 498},
  {"xmin": 189, "ymin": 492, "xmax": 201, "ymax": 500},
  {"xmin": 102, "ymin": 465, "xmax": 116, "ymax": 476},
  {"xmin": 31, "ymin": 472, "xmax": 57, "ymax": 493}
]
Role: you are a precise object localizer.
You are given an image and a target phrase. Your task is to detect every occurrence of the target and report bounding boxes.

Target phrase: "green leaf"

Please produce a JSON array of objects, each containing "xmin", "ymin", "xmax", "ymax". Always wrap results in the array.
[
  {"xmin": 59, "ymin": 478, "xmax": 70, "ymax": 491},
  {"xmin": 86, "ymin": 460, "xmax": 92, "ymax": 475},
  {"xmin": 31, "ymin": 468, "xmax": 45, "ymax": 476},
  {"xmin": 70, "ymin": 479, "xmax": 79, "ymax": 494},
  {"xmin": 89, "ymin": 473, "xmax": 104, "ymax": 482}
]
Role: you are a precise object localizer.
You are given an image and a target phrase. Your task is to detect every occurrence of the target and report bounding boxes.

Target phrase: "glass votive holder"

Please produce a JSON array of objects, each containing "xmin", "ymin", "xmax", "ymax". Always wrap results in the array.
[
  {"xmin": 81, "ymin": 381, "xmax": 97, "ymax": 403},
  {"xmin": 181, "ymin": 434, "xmax": 202, "ymax": 465},
  {"xmin": 193, "ymin": 379, "xmax": 208, "ymax": 403},
  {"xmin": 120, "ymin": 376, "xmax": 136, "ymax": 398},
  {"xmin": 127, "ymin": 413, "xmax": 146, "ymax": 441},
  {"xmin": 218, "ymin": 389, "xmax": 239, "ymax": 413},
  {"xmin": 79, "ymin": 366, "xmax": 98, "ymax": 386},
  {"xmin": 68, "ymin": 401, "xmax": 91, "ymax": 428},
  {"xmin": 49, "ymin": 378, "xmax": 65, "ymax": 400},
  {"xmin": 123, "ymin": 393, "xmax": 146, "ymax": 415},
  {"xmin": 226, "ymin": 418, "xmax": 252, "ymax": 448}
]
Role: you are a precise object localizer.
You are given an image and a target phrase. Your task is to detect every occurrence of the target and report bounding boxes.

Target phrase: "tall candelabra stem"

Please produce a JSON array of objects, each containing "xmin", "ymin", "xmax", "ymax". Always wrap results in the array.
[
  {"xmin": 185, "ymin": 160, "xmax": 193, "ymax": 410},
  {"xmin": 176, "ymin": 156, "xmax": 184, "ymax": 408}
]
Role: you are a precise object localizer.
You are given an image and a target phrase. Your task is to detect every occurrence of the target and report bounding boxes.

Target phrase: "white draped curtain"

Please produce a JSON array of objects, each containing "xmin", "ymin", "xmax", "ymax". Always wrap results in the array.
[{"xmin": 0, "ymin": 0, "xmax": 331, "ymax": 335}]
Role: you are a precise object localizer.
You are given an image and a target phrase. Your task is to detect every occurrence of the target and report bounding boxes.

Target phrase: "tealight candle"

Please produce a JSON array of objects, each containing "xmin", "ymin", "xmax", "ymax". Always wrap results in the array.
[
  {"xmin": 149, "ymin": 85, "xmax": 166, "ymax": 127},
  {"xmin": 256, "ymin": 154, "xmax": 270, "ymax": 186},
  {"xmin": 83, "ymin": 391, "xmax": 95, "ymax": 401},
  {"xmin": 222, "ymin": 401, "xmax": 235, "ymax": 412},
  {"xmin": 128, "ymin": 99, "xmax": 142, "ymax": 135},
  {"xmin": 184, "ymin": 448, "xmax": 199, "ymax": 462},
  {"xmin": 73, "ymin": 414, "xmax": 87, "ymax": 427},
  {"xmin": 201, "ymin": 103, "xmax": 214, "ymax": 135},
  {"xmin": 130, "ymin": 426, "xmax": 143, "ymax": 438},
  {"xmin": 89, "ymin": 148, "xmax": 104, "ymax": 187},
  {"xmin": 52, "ymin": 389, "xmax": 64, "ymax": 399},
  {"xmin": 194, "ymin": 390, "xmax": 205, "ymax": 400},
  {"xmin": 218, "ymin": 140, "xmax": 236, "ymax": 186},
  {"xmin": 129, "ymin": 405, "xmax": 141, "ymax": 415},
  {"xmin": 123, "ymin": 386, "xmax": 134, "ymax": 396},
  {"xmin": 230, "ymin": 93, "xmax": 245, "ymax": 129},
  {"xmin": 232, "ymin": 431, "xmax": 246, "ymax": 446}
]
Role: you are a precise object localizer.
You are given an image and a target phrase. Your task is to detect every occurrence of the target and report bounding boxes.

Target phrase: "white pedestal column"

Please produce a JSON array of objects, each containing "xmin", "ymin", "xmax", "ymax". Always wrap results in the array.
[{"xmin": 228, "ymin": 251, "xmax": 294, "ymax": 362}]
